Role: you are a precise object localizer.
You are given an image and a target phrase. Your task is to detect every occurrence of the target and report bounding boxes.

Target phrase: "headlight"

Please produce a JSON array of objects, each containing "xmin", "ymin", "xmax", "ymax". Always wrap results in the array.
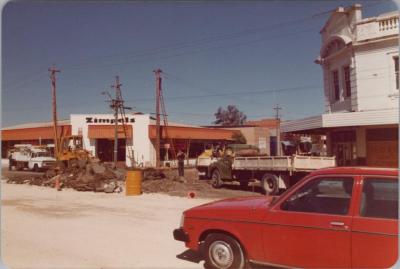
[{"xmin": 179, "ymin": 213, "xmax": 185, "ymax": 227}]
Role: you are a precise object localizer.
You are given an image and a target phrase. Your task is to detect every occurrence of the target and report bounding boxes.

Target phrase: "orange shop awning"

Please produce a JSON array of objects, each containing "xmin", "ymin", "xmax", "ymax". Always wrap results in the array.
[
  {"xmin": 88, "ymin": 125, "xmax": 133, "ymax": 139},
  {"xmin": 148, "ymin": 125, "xmax": 237, "ymax": 140},
  {"xmin": 2, "ymin": 125, "xmax": 71, "ymax": 141}
]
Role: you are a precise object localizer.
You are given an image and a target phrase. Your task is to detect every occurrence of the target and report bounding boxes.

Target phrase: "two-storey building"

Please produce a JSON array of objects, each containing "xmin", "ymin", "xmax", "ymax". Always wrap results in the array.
[{"xmin": 282, "ymin": 4, "xmax": 399, "ymax": 167}]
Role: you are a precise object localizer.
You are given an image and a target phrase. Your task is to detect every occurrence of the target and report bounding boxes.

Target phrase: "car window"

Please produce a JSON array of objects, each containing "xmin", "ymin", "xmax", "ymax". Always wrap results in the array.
[
  {"xmin": 281, "ymin": 177, "xmax": 354, "ymax": 215},
  {"xmin": 360, "ymin": 178, "xmax": 398, "ymax": 219}
]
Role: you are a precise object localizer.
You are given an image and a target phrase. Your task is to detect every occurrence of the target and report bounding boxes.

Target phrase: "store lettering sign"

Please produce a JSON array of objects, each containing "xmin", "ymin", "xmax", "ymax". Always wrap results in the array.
[{"xmin": 85, "ymin": 117, "xmax": 135, "ymax": 124}]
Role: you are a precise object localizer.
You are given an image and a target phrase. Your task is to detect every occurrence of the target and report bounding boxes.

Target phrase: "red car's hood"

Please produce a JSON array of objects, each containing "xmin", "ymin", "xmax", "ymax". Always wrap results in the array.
[{"xmin": 185, "ymin": 195, "xmax": 276, "ymax": 221}]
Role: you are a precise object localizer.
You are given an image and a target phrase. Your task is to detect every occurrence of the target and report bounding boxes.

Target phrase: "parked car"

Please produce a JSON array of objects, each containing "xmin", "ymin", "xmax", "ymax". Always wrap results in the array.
[{"xmin": 173, "ymin": 167, "xmax": 398, "ymax": 269}]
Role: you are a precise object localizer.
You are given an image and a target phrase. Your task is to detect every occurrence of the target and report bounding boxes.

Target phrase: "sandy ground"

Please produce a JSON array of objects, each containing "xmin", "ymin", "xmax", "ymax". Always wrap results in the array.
[{"xmin": 1, "ymin": 180, "xmax": 213, "ymax": 269}]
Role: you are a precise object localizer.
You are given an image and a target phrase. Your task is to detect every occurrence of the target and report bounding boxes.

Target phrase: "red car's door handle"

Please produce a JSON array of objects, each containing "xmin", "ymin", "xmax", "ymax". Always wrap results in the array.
[{"xmin": 330, "ymin": 221, "xmax": 348, "ymax": 229}]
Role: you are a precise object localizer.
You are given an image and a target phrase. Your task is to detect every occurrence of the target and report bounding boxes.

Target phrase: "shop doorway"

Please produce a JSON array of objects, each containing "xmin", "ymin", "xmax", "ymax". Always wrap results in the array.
[
  {"xmin": 96, "ymin": 139, "xmax": 126, "ymax": 162},
  {"xmin": 333, "ymin": 142, "xmax": 355, "ymax": 166},
  {"xmin": 331, "ymin": 130, "xmax": 356, "ymax": 166}
]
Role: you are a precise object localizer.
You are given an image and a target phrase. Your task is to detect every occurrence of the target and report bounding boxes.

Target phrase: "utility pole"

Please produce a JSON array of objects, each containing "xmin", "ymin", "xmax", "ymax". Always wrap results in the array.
[
  {"xmin": 274, "ymin": 104, "xmax": 282, "ymax": 156},
  {"xmin": 111, "ymin": 76, "xmax": 122, "ymax": 167},
  {"xmin": 154, "ymin": 69, "xmax": 162, "ymax": 168},
  {"xmin": 49, "ymin": 66, "xmax": 61, "ymax": 159},
  {"xmin": 102, "ymin": 76, "xmax": 132, "ymax": 168}
]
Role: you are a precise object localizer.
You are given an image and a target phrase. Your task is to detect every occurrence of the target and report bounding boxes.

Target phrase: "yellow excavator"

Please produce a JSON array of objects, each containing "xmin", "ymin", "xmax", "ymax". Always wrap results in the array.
[{"xmin": 56, "ymin": 135, "xmax": 92, "ymax": 169}]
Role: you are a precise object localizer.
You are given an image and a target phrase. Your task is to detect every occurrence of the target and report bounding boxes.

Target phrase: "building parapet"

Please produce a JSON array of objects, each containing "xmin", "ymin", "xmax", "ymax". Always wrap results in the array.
[{"xmin": 356, "ymin": 12, "xmax": 399, "ymax": 42}]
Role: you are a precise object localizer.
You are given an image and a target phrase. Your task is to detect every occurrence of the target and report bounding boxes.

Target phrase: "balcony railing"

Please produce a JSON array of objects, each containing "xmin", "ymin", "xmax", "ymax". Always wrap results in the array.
[
  {"xmin": 357, "ymin": 14, "xmax": 399, "ymax": 41},
  {"xmin": 378, "ymin": 16, "xmax": 399, "ymax": 31}
]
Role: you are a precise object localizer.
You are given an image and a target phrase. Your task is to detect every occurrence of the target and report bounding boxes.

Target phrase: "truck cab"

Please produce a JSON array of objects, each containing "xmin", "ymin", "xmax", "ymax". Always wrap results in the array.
[{"xmin": 28, "ymin": 148, "xmax": 56, "ymax": 171}]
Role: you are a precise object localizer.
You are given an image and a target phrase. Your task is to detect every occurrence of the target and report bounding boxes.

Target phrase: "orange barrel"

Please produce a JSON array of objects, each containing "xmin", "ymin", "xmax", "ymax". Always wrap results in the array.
[{"xmin": 125, "ymin": 169, "xmax": 143, "ymax": 196}]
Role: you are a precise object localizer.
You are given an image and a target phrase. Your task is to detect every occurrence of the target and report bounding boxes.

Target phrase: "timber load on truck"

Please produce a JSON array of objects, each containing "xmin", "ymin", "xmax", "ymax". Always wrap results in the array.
[{"xmin": 197, "ymin": 142, "xmax": 336, "ymax": 195}]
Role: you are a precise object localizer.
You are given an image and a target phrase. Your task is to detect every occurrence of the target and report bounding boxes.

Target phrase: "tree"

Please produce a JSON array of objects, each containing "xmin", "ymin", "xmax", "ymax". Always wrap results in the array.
[{"xmin": 213, "ymin": 105, "xmax": 247, "ymax": 126}]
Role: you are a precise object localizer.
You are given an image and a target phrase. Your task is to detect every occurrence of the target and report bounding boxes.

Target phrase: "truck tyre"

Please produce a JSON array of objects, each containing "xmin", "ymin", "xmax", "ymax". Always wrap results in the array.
[
  {"xmin": 239, "ymin": 181, "xmax": 248, "ymax": 189},
  {"xmin": 16, "ymin": 162, "xmax": 22, "ymax": 171},
  {"xmin": 211, "ymin": 169, "xmax": 223, "ymax": 189},
  {"xmin": 33, "ymin": 164, "xmax": 39, "ymax": 172},
  {"xmin": 261, "ymin": 173, "xmax": 279, "ymax": 195},
  {"xmin": 203, "ymin": 233, "xmax": 246, "ymax": 269}
]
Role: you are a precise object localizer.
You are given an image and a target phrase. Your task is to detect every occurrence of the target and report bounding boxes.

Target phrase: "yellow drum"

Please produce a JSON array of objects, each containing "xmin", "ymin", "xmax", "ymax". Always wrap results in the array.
[{"xmin": 126, "ymin": 169, "xmax": 143, "ymax": 196}]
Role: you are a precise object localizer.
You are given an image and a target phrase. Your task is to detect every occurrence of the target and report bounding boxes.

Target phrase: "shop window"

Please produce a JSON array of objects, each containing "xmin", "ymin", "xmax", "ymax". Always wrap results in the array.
[
  {"xmin": 331, "ymin": 130, "xmax": 356, "ymax": 142},
  {"xmin": 332, "ymin": 70, "xmax": 340, "ymax": 101},
  {"xmin": 366, "ymin": 128, "xmax": 398, "ymax": 141},
  {"xmin": 343, "ymin": 66, "xmax": 351, "ymax": 98}
]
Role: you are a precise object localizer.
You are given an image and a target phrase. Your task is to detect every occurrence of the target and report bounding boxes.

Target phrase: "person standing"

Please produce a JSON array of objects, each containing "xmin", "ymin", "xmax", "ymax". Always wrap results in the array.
[
  {"xmin": 177, "ymin": 149, "xmax": 186, "ymax": 182},
  {"xmin": 8, "ymin": 151, "xmax": 13, "ymax": 171}
]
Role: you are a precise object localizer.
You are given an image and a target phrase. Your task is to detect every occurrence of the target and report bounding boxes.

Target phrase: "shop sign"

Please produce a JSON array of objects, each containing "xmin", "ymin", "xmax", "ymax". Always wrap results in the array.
[{"xmin": 85, "ymin": 117, "xmax": 135, "ymax": 124}]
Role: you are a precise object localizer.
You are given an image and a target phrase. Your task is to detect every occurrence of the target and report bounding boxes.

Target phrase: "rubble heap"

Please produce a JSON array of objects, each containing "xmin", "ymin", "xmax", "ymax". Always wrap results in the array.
[
  {"xmin": 141, "ymin": 168, "xmax": 215, "ymax": 196},
  {"xmin": 6, "ymin": 162, "xmax": 124, "ymax": 193}
]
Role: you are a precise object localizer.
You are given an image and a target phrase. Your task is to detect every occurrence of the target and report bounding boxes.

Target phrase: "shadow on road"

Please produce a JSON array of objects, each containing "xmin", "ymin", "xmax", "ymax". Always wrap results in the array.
[
  {"xmin": 176, "ymin": 249, "xmax": 279, "ymax": 269},
  {"xmin": 222, "ymin": 184, "xmax": 263, "ymax": 194},
  {"xmin": 176, "ymin": 249, "xmax": 203, "ymax": 264}
]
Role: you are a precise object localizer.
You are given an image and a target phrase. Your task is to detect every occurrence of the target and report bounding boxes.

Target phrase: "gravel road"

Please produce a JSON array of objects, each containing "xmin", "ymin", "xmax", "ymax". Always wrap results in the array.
[{"xmin": 1, "ymin": 180, "xmax": 212, "ymax": 269}]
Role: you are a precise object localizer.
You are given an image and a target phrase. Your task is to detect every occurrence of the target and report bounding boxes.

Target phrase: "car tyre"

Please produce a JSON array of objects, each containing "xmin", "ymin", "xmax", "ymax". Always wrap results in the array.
[
  {"xmin": 261, "ymin": 173, "xmax": 279, "ymax": 195},
  {"xmin": 204, "ymin": 233, "xmax": 246, "ymax": 269},
  {"xmin": 211, "ymin": 169, "xmax": 223, "ymax": 189}
]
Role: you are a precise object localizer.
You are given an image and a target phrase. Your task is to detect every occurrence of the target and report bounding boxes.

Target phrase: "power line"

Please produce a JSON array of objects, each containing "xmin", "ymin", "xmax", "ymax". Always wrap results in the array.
[
  {"xmin": 60, "ymin": 8, "xmax": 332, "ymax": 70},
  {"xmin": 65, "ymin": 27, "xmax": 317, "ymax": 72},
  {"xmin": 60, "ymin": 1, "xmax": 390, "ymax": 71},
  {"xmin": 128, "ymin": 84, "xmax": 322, "ymax": 102},
  {"xmin": 5, "ymin": 1, "xmax": 391, "ymax": 88}
]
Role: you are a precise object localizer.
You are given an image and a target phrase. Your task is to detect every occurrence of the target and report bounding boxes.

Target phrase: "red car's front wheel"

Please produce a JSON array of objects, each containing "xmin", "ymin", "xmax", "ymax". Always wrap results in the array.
[{"xmin": 203, "ymin": 233, "xmax": 246, "ymax": 269}]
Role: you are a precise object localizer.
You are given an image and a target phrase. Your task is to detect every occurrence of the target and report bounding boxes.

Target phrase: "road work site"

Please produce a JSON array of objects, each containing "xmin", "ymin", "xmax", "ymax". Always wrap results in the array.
[
  {"xmin": 1, "ymin": 178, "xmax": 210, "ymax": 269},
  {"xmin": 1, "ymin": 160, "xmax": 265, "ymax": 269}
]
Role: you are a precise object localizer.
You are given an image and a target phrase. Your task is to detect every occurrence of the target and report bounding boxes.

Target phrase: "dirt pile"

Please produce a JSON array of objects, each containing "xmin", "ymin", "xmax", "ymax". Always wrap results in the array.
[
  {"xmin": 141, "ymin": 168, "xmax": 262, "ymax": 199},
  {"xmin": 142, "ymin": 168, "xmax": 214, "ymax": 196},
  {"xmin": 6, "ymin": 162, "xmax": 124, "ymax": 193},
  {"xmin": 4, "ymin": 166, "xmax": 263, "ymax": 198}
]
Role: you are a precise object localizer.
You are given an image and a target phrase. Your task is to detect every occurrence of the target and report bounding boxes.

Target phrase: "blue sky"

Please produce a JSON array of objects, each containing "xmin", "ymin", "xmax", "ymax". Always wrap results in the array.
[{"xmin": 1, "ymin": 0, "xmax": 398, "ymax": 127}]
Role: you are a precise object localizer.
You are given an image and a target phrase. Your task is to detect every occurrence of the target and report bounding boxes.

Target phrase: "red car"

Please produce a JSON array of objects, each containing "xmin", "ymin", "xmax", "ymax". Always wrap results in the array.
[{"xmin": 174, "ymin": 167, "xmax": 398, "ymax": 269}]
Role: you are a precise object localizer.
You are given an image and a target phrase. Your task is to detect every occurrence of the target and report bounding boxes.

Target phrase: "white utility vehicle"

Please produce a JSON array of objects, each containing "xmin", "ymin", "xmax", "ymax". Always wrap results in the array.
[{"xmin": 10, "ymin": 144, "xmax": 56, "ymax": 171}]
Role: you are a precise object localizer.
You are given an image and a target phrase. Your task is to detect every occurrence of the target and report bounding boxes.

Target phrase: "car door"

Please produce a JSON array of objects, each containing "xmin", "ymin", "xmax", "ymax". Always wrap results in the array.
[
  {"xmin": 261, "ymin": 176, "xmax": 355, "ymax": 268},
  {"xmin": 351, "ymin": 176, "xmax": 398, "ymax": 268}
]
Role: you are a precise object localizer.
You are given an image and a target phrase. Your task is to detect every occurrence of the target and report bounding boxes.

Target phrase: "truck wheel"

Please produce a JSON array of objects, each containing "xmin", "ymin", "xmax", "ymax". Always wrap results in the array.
[
  {"xmin": 211, "ymin": 170, "xmax": 223, "ymax": 189},
  {"xmin": 203, "ymin": 233, "xmax": 245, "ymax": 269},
  {"xmin": 239, "ymin": 181, "xmax": 248, "ymax": 189},
  {"xmin": 16, "ymin": 163, "xmax": 22, "ymax": 171},
  {"xmin": 261, "ymin": 174, "xmax": 279, "ymax": 195},
  {"xmin": 33, "ymin": 164, "xmax": 39, "ymax": 172}
]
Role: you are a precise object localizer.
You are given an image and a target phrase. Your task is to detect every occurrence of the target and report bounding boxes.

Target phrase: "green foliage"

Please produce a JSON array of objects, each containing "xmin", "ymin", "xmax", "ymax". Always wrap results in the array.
[{"xmin": 213, "ymin": 105, "xmax": 247, "ymax": 126}]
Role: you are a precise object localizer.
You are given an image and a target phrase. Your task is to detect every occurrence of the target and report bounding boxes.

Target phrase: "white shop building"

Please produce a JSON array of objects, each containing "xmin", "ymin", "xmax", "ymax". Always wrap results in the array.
[
  {"xmin": 282, "ymin": 4, "xmax": 399, "ymax": 168},
  {"xmin": 2, "ymin": 113, "xmax": 238, "ymax": 167}
]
